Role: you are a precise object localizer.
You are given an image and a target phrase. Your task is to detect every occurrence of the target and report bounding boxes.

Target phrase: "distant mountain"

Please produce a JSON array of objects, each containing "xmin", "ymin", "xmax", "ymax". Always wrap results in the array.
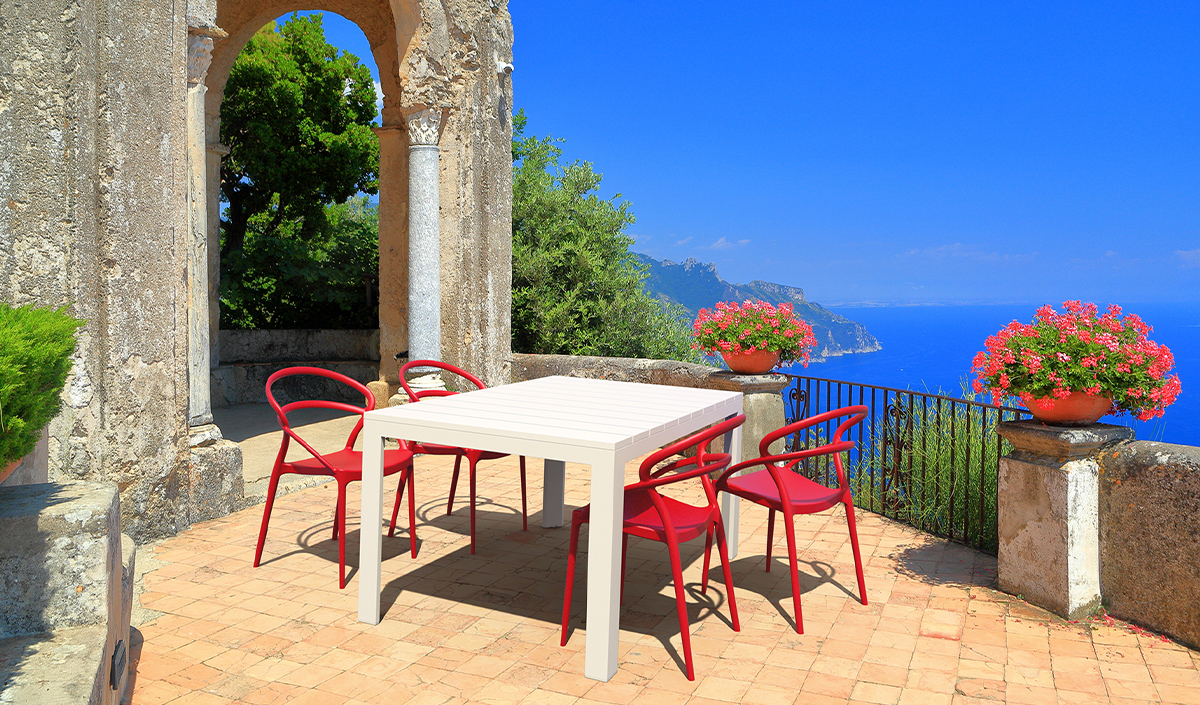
[{"xmin": 634, "ymin": 253, "xmax": 881, "ymax": 360}]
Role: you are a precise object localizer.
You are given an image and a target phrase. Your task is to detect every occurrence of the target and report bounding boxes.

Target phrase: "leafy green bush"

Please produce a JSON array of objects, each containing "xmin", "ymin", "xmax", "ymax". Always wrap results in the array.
[
  {"xmin": 511, "ymin": 111, "xmax": 701, "ymax": 362},
  {"xmin": 0, "ymin": 303, "xmax": 84, "ymax": 466},
  {"xmin": 220, "ymin": 196, "xmax": 379, "ymax": 329}
]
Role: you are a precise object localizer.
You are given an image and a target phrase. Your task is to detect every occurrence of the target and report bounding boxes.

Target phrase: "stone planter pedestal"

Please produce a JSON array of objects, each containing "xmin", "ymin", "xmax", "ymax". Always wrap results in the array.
[{"xmin": 996, "ymin": 420, "xmax": 1133, "ymax": 620}]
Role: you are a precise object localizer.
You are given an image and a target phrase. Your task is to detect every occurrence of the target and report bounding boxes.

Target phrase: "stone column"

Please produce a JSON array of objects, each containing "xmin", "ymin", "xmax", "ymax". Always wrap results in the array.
[
  {"xmin": 369, "ymin": 125, "xmax": 409, "ymax": 405},
  {"xmin": 995, "ymin": 420, "xmax": 1133, "ymax": 620},
  {"xmin": 206, "ymin": 141, "xmax": 229, "ymax": 372},
  {"xmin": 186, "ymin": 28, "xmax": 220, "ymax": 430},
  {"xmin": 404, "ymin": 108, "xmax": 445, "ymax": 392},
  {"xmin": 184, "ymin": 23, "xmax": 243, "ymax": 524}
]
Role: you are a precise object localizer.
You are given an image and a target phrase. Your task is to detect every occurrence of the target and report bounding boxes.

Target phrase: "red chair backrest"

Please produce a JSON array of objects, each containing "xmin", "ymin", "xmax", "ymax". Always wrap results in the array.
[
  {"xmin": 265, "ymin": 366, "xmax": 377, "ymax": 467},
  {"xmin": 629, "ymin": 414, "xmax": 747, "ymax": 492},
  {"xmin": 399, "ymin": 359, "xmax": 486, "ymax": 402},
  {"xmin": 721, "ymin": 405, "xmax": 868, "ymax": 492}
]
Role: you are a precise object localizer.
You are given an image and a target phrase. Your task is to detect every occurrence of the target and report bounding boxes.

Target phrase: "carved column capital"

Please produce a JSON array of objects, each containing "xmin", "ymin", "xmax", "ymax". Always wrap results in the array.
[
  {"xmin": 187, "ymin": 35, "xmax": 214, "ymax": 85},
  {"xmin": 187, "ymin": 22, "xmax": 227, "ymax": 86},
  {"xmin": 404, "ymin": 108, "xmax": 444, "ymax": 146}
]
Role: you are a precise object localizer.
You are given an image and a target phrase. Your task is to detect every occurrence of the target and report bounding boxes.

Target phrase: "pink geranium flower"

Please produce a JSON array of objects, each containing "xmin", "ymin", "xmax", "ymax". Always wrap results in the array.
[
  {"xmin": 693, "ymin": 300, "xmax": 818, "ymax": 369},
  {"xmin": 971, "ymin": 301, "xmax": 1181, "ymax": 419}
]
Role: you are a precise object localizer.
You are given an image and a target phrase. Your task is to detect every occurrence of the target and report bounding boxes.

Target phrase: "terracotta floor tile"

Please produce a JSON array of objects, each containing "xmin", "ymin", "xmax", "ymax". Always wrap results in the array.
[{"xmin": 122, "ymin": 465, "xmax": 1200, "ymax": 705}]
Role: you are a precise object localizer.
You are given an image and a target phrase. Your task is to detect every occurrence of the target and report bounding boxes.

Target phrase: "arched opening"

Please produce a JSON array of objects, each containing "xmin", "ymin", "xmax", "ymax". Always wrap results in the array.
[{"xmin": 198, "ymin": 0, "xmax": 416, "ymax": 418}]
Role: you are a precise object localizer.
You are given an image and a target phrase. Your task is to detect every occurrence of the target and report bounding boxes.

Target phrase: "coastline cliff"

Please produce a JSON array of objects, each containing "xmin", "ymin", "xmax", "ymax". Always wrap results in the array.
[{"xmin": 634, "ymin": 253, "xmax": 882, "ymax": 360}]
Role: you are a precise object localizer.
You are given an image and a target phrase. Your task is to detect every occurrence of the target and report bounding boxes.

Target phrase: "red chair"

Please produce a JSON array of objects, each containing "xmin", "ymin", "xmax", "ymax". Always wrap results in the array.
[
  {"xmin": 387, "ymin": 359, "xmax": 527, "ymax": 554},
  {"xmin": 715, "ymin": 405, "xmax": 869, "ymax": 633},
  {"xmin": 254, "ymin": 367, "xmax": 416, "ymax": 589},
  {"xmin": 560, "ymin": 414, "xmax": 746, "ymax": 681}
]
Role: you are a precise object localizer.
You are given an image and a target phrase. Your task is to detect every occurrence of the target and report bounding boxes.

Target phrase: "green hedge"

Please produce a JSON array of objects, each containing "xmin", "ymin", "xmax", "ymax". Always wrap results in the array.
[{"xmin": 0, "ymin": 303, "xmax": 83, "ymax": 466}]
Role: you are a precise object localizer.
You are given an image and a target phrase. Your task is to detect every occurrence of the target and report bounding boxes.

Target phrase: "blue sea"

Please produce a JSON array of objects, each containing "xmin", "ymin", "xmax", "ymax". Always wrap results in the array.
[{"xmin": 779, "ymin": 303, "xmax": 1200, "ymax": 446}]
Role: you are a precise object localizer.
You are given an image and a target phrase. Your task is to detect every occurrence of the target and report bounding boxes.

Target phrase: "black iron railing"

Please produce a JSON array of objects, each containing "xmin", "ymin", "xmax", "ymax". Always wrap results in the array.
[{"xmin": 778, "ymin": 374, "xmax": 1032, "ymax": 554}]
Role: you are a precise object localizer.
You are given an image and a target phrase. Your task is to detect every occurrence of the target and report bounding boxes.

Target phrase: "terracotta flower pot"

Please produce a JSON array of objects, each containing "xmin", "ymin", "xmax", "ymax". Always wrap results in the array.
[
  {"xmin": 0, "ymin": 458, "xmax": 20, "ymax": 486},
  {"xmin": 721, "ymin": 349, "xmax": 781, "ymax": 375},
  {"xmin": 1024, "ymin": 392, "xmax": 1113, "ymax": 426}
]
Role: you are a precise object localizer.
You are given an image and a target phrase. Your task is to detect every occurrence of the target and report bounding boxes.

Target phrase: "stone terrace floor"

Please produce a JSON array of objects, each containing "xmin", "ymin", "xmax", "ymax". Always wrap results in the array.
[{"xmin": 128, "ymin": 453, "xmax": 1200, "ymax": 705}]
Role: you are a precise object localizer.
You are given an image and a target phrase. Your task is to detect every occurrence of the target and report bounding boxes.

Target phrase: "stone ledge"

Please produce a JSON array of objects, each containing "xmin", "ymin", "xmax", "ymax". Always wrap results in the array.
[
  {"xmin": 0, "ymin": 482, "xmax": 119, "ymax": 637},
  {"xmin": 1097, "ymin": 441, "xmax": 1200, "ymax": 650},
  {"xmin": 0, "ymin": 624, "xmax": 108, "ymax": 704},
  {"xmin": 511, "ymin": 353, "xmax": 789, "ymax": 395},
  {"xmin": 997, "ymin": 420, "xmax": 1134, "ymax": 462}
]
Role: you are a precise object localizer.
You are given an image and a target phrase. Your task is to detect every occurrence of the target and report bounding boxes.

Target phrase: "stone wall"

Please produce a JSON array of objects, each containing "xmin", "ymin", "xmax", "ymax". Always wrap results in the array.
[
  {"xmin": 219, "ymin": 329, "xmax": 380, "ymax": 363},
  {"xmin": 211, "ymin": 329, "xmax": 381, "ymax": 406},
  {"xmin": 0, "ymin": 482, "xmax": 135, "ymax": 704},
  {"xmin": 1097, "ymin": 441, "xmax": 1200, "ymax": 650},
  {"xmin": 2, "ymin": 0, "xmax": 514, "ymax": 542},
  {"xmin": 2, "ymin": 0, "xmax": 195, "ymax": 541}
]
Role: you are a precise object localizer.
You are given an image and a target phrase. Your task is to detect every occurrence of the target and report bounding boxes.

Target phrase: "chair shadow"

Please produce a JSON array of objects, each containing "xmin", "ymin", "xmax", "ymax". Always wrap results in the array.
[
  {"xmin": 890, "ymin": 540, "xmax": 996, "ymax": 587},
  {"xmin": 702, "ymin": 555, "xmax": 860, "ymax": 632},
  {"xmin": 256, "ymin": 493, "xmax": 869, "ymax": 677}
]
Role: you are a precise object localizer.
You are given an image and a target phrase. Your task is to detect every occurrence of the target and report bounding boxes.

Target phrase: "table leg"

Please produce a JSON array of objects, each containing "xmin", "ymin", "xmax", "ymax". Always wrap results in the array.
[
  {"xmin": 357, "ymin": 427, "xmax": 385, "ymax": 624},
  {"xmin": 721, "ymin": 420, "xmax": 743, "ymax": 559},
  {"xmin": 584, "ymin": 452, "xmax": 623, "ymax": 681},
  {"xmin": 542, "ymin": 459, "xmax": 566, "ymax": 528}
]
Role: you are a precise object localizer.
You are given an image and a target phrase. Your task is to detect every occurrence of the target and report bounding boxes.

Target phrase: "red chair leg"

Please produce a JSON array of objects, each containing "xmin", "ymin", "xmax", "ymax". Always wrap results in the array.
[
  {"xmin": 765, "ymin": 508, "xmax": 775, "ymax": 573},
  {"xmin": 253, "ymin": 470, "xmax": 284, "ymax": 567},
  {"xmin": 561, "ymin": 512, "xmax": 584, "ymax": 646},
  {"xmin": 713, "ymin": 514, "xmax": 740, "ymax": 631},
  {"xmin": 388, "ymin": 466, "xmax": 406, "ymax": 537},
  {"xmin": 446, "ymin": 455, "xmax": 463, "ymax": 515},
  {"xmin": 336, "ymin": 479, "xmax": 349, "ymax": 589},
  {"xmin": 332, "ymin": 499, "xmax": 341, "ymax": 540},
  {"xmin": 519, "ymin": 456, "xmax": 528, "ymax": 531},
  {"xmin": 782, "ymin": 510, "xmax": 804, "ymax": 633},
  {"xmin": 845, "ymin": 499, "xmax": 868, "ymax": 605},
  {"xmin": 701, "ymin": 526, "xmax": 713, "ymax": 595},
  {"xmin": 664, "ymin": 536, "xmax": 695, "ymax": 681}
]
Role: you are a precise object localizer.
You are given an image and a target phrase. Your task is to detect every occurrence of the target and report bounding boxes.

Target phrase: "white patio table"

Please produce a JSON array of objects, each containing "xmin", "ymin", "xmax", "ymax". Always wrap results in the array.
[{"xmin": 357, "ymin": 375, "xmax": 743, "ymax": 681}]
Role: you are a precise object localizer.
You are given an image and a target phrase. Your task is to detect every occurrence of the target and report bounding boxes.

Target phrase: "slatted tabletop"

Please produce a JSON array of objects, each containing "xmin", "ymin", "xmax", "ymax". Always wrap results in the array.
[{"xmin": 362, "ymin": 375, "xmax": 743, "ymax": 459}]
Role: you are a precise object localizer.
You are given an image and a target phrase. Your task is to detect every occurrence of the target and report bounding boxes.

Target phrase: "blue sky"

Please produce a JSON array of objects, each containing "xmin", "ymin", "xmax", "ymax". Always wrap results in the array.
[{"xmin": 303, "ymin": 3, "xmax": 1198, "ymax": 306}]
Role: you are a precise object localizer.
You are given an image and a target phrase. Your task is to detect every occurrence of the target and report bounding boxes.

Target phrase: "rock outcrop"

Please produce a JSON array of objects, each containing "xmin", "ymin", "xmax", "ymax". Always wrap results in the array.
[{"xmin": 635, "ymin": 254, "xmax": 881, "ymax": 360}]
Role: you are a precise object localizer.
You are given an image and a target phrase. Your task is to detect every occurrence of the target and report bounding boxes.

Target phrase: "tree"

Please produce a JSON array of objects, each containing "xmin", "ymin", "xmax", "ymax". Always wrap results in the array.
[
  {"xmin": 220, "ymin": 196, "xmax": 379, "ymax": 329},
  {"xmin": 511, "ymin": 112, "xmax": 701, "ymax": 362},
  {"xmin": 219, "ymin": 13, "xmax": 379, "ymax": 328}
]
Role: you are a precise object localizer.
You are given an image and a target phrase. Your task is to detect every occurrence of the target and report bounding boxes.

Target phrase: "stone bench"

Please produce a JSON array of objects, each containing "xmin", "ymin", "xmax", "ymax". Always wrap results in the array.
[{"xmin": 0, "ymin": 482, "xmax": 135, "ymax": 704}]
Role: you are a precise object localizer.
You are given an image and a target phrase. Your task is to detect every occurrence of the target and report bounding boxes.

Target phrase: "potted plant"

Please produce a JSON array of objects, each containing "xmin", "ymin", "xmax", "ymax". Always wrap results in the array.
[
  {"xmin": 692, "ymin": 300, "xmax": 818, "ymax": 374},
  {"xmin": 971, "ymin": 301, "xmax": 1181, "ymax": 425},
  {"xmin": 0, "ymin": 303, "xmax": 84, "ymax": 483}
]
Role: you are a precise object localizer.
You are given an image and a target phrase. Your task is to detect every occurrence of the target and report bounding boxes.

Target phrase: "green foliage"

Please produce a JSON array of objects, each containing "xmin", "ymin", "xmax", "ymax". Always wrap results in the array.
[
  {"xmin": 788, "ymin": 382, "xmax": 1017, "ymax": 554},
  {"xmin": 221, "ymin": 196, "xmax": 379, "ymax": 329},
  {"xmin": 846, "ymin": 399, "xmax": 1006, "ymax": 554},
  {"xmin": 0, "ymin": 304, "xmax": 84, "ymax": 466},
  {"xmin": 219, "ymin": 13, "xmax": 379, "ymax": 329},
  {"xmin": 511, "ymin": 112, "xmax": 701, "ymax": 362}
]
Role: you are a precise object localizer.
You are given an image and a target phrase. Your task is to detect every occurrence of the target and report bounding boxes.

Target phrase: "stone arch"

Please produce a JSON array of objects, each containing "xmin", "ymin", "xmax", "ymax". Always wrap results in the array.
[{"xmin": 200, "ymin": 0, "xmax": 417, "ymax": 412}]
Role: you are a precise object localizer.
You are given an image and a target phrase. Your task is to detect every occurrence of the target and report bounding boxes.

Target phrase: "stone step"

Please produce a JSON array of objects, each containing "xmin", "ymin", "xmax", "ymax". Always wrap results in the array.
[{"xmin": 0, "ymin": 482, "xmax": 134, "ymax": 704}]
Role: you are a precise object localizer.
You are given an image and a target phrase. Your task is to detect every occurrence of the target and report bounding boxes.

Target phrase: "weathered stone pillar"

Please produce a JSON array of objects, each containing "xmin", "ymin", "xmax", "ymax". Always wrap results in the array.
[
  {"xmin": 206, "ymin": 141, "xmax": 229, "ymax": 370},
  {"xmin": 186, "ymin": 21, "xmax": 243, "ymax": 524},
  {"xmin": 370, "ymin": 124, "xmax": 409, "ymax": 405},
  {"xmin": 404, "ymin": 107, "xmax": 445, "ymax": 392},
  {"xmin": 996, "ymin": 420, "xmax": 1133, "ymax": 620},
  {"xmin": 719, "ymin": 373, "xmax": 789, "ymax": 557},
  {"xmin": 186, "ymin": 28, "xmax": 219, "ymax": 428}
]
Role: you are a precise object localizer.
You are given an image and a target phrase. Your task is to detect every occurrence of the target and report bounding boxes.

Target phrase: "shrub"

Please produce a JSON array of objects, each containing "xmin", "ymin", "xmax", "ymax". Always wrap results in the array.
[{"xmin": 0, "ymin": 303, "xmax": 84, "ymax": 466}]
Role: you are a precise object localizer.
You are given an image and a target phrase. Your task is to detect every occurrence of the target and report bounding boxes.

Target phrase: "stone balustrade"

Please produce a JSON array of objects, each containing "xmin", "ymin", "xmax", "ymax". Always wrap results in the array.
[{"xmin": 997, "ymin": 420, "xmax": 1200, "ymax": 650}]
